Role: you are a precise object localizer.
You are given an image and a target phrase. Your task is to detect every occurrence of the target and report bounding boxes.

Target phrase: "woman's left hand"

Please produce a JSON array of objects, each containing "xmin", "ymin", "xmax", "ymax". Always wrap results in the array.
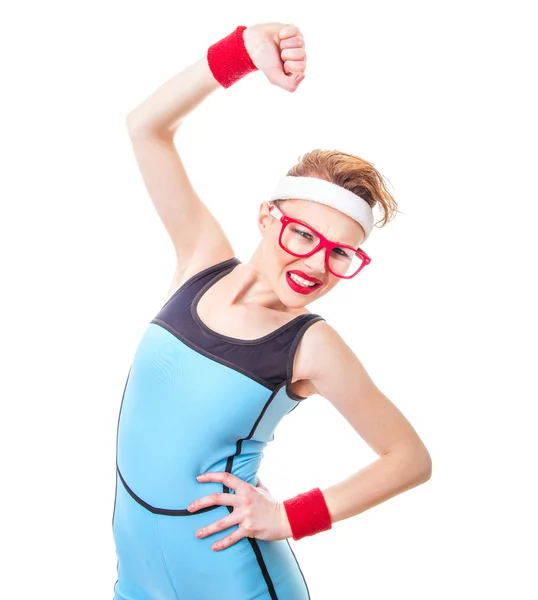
[{"xmin": 187, "ymin": 471, "xmax": 292, "ymax": 551}]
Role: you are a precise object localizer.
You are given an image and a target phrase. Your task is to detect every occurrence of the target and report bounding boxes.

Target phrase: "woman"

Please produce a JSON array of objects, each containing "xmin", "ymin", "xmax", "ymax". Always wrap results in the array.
[{"xmin": 113, "ymin": 22, "xmax": 432, "ymax": 600}]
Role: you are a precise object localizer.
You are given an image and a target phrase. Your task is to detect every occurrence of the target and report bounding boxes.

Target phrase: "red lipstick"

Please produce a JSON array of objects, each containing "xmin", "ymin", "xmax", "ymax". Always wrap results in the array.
[{"xmin": 286, "ymin": 270, "xmax": 322, "ymax": 295}]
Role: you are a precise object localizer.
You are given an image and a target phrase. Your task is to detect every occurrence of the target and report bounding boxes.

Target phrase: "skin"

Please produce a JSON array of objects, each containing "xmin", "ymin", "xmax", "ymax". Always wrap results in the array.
[
  {"xmin": 202, "ymin": 199, "xmax": 366, "ymax": 322},
  {"xmin": 186, "ymin": 200, "xmax": 368, "ymax": 550},
  {"xmin": 255, "ymin": 198, "xmax": 366, "ymax": 307},
  {"xmin": 163, "ymin": 24, "xmax": 431, "ymax": 553}
]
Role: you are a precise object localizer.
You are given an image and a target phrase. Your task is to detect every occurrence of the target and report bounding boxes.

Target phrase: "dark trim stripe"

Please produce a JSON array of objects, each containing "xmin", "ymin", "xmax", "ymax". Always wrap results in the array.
[
  {"xmin": 116, "ymin": 464, "xmax": 220, "ymax": 516},
  {"xmin": 112, "ymin": 366, "xmax": 131, "ymax": 532},
  {"xmin": 285, "ymin": 538, "xmax": 311, "ymax": 599},
  {"xmin": 113, "ymin": 275, "xmax": 317, "ymax": 597},
  {"xmin": 115, "ymin": 382, "xmax": 289, "ymax": 598},
  {"xmin": 222, "ymin": 383, "xmax": 287, "ymax": 600},
  {"xmin": 249, "ymin": 538, "xmax": 279, "ymax": 600},
  {"xmin": 114, "ymin": 382, "xmax": 286, "ymax": 518}
]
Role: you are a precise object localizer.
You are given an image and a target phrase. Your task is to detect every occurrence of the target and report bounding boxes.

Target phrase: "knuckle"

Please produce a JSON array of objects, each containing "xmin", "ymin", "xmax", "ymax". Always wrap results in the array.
[
  {"xmin": 290, "ymin": 24, "xmax": 302, "ymax": 36},
  {"xmin": 280, "ymin": 23, "xmax": 299, "ymax": 40},
  {"xmin": 284, "ymin": 60, "xmax": 303, "ymax": 73},
  {"xmin": 280, "ymin": 36, "xmax": 304, "ymax": 49},
  {"xmin": 281, "ymin": 48, "xmax": 305, "ymax": 61}
]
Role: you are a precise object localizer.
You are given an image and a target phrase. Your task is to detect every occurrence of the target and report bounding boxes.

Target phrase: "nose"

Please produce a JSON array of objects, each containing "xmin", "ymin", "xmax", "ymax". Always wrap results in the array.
[{"xmin": 303, "ymin": 246, "xmax": 326, "ymax": 274}]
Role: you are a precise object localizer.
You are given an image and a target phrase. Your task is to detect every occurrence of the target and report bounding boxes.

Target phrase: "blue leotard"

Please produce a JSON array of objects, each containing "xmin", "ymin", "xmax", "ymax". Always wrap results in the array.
[{"xmin": 112, "ymin": 257, "xmax": 325, "ymax": 600}]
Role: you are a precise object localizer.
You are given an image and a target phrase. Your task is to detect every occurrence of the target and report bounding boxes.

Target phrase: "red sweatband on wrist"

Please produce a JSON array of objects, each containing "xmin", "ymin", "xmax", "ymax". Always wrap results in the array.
[
  {"xmin": 283, "ymin": 487, "xmax": 333, "ymax": 541},
  {"xmin": 207, "ymin": 25, "xmax": 258, "ymax": 88}
]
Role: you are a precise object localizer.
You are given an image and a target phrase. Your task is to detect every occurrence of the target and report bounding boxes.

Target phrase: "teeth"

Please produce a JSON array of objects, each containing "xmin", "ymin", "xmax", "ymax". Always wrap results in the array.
[{"xmin": 289, "ymin": 272, "xmax": 317, "ymax": 287}]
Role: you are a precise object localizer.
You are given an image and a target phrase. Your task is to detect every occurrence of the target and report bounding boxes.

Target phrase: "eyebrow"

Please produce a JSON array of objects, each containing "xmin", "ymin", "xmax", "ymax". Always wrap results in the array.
[{"xmin": 295, "ymin": 217, "xmax": 361, "ymax": 249}]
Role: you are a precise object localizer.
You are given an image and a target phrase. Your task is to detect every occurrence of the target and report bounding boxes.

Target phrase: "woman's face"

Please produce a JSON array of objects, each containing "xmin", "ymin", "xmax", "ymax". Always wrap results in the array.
[{"xmin": 257, "ymin": 199, "xmax": 366, "ymax": 308}]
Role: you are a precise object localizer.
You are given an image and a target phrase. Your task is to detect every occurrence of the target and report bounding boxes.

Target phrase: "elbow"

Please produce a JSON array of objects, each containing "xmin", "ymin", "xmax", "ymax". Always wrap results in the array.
[
  {"xmin": 406, "ymin": 441, "xmax": 432, "ymax": 482},
  {"xmin": 420, "ymin": 462, "xmax": 432, "ymax": 482},
  {"xmin": 126, "ymin": 113, "xmax": 148, "ymax": 139},
  {"xmin": 401, "ymin": 447, "xmax": 433, "ymax": 483},
  {"xmin": 125, "ymin": 112, "xmax": 152, "ymax": 139},
  {"xmin": 384, "ymin": 448, "xmax": 432, "ymax": 485},
  {"xmin": 125, "ymin": 111, "xmax": 178, "ymax": 140},
  {"xmin": 417, "ymin": 450, "xmax": 433, "ymax": 482}
]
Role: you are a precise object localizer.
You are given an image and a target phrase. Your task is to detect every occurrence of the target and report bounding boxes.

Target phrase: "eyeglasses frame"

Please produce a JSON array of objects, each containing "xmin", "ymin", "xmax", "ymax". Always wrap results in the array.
[{"xmin": 268, "ymin": 203, "xmax": 371, "ymax": 279}]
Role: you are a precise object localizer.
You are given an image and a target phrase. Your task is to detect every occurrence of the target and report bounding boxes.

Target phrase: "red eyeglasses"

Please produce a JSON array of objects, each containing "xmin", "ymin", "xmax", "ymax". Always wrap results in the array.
[{"xmin": 269, "ymin": 203, "xmax": 371, "ymax": 279}]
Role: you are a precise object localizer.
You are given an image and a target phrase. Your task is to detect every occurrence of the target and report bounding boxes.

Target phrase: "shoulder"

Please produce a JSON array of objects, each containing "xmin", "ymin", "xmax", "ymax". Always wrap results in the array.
[
  {"xmin": 299, "ymin": 316, "xmax": 342, "ymax": 345},
  {"xmin": 166, "ymin": 254, "xmax": 238, "ymax": 301},
  {"xmin": 294, "ymin": 318, "xmax": 350, "ymax": 395}
]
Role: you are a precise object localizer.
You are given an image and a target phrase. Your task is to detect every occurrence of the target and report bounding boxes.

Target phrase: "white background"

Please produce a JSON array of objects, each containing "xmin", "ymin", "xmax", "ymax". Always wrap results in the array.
[{"xmin": 2, "ymin": 1, "xmax": 537, "ymax": 598}]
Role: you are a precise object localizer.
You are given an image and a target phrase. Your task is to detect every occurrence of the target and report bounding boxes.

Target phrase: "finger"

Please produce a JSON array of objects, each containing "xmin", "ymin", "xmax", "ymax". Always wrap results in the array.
[
  {"xmin": 278, "ymin": 24, "xmax": 302, "ymax": 41},
  {"xmin": 214, "ymin": 470, "xmax": 254, "ymax": 493},
  {"xmin": 280, "ymin": 48, "xmax": 306, "ymax": 63},
  {"xmin": 187, "ymin": 492, "xmax": 242, "ymax": 512},
  {"xmin": 283, "ymin": 60, "xmax": 306, "ymax": 75},
  {"xmin": 265, "ymin": 66, "xmax": 301, "ymax": 92},
  {"xmin": 212, "ymin": 527, "xmax": 245, "ymax": 552},
  {"xmin": 195, "ymin": 513, "xmax": 241, "ymax": 539},
  {"xmin": 197, "ymin": 471, "xmax": 250, "ymax": 493},
  {"xmin": 280, "ymin": 35, "xmax": 305, "ymax": 50}
]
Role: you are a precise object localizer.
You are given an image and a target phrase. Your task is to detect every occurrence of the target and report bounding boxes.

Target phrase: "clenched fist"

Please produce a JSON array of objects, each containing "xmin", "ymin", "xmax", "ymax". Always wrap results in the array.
[{"xmin": 243, "ymin": 23, "xmax": 307, "ymax": 92}]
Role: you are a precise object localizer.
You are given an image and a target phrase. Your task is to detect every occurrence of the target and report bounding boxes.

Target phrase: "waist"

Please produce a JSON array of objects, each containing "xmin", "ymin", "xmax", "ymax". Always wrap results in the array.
[{"xmin": 115, "ymin": 448, "xmax": 262, "ymax": 513}]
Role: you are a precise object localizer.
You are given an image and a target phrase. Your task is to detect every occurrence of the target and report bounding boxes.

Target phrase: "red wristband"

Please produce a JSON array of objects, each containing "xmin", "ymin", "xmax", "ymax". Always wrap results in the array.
[
  {"xmin": 283, "ymin": 487, "xmax": 333, "ymax": 541},
  {"xmin": 207, "ymin": 25, "xmax": 258, "ymax": 88}
]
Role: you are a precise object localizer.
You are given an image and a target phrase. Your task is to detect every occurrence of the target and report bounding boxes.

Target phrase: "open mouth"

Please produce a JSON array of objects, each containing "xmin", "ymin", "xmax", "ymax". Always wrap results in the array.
[{"xmin": 286, "ymin": 271, "xmax": 322, "ymax": 292}]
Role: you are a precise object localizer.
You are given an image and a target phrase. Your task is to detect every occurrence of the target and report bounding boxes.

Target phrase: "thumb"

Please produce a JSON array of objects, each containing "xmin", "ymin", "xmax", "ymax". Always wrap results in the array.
[{"xmin": 267, "ymin": 67, "xmax": 304, "ymax": 92}]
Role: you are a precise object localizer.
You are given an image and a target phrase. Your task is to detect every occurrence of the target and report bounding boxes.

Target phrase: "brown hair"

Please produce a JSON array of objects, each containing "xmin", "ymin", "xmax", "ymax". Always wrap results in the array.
[{"xmin": 273, "ymin": 149, "xmax": 399, "ymax": 230}]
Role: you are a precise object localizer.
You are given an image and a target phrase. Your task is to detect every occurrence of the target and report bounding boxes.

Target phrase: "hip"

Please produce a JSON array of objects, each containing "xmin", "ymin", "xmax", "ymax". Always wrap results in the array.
[{"xmin": 112, "ymin": 470, "xmax": 310, "ymax": 600}]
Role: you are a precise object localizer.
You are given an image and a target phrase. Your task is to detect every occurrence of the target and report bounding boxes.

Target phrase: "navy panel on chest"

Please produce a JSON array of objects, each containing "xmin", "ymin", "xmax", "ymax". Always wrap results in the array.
[{"xmin": 150, "ymin": 257, "xmax": 324, "ymax": 395}]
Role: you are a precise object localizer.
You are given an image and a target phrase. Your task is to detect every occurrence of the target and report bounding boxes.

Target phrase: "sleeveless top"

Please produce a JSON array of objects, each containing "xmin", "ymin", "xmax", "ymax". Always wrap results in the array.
[{"xmin": 115, "ymin": 257, "xmax": 325, "ymax": 514}]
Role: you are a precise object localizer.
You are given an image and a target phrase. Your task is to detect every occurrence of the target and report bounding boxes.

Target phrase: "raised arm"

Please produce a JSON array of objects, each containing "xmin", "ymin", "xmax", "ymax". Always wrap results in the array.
[
  {"xmin": 126, "ymin": 56, "xmax": 235, "ymax": 298},
  {"xmin": 125, "ymin": 24, "xmax": 306, "ymax": 300}
]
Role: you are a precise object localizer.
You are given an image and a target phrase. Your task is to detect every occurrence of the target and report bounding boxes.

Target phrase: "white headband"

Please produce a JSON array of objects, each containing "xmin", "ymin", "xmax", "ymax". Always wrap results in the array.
[{"xmin": 269, "ymin": 176, "xmax": 374, "ymax": 241}]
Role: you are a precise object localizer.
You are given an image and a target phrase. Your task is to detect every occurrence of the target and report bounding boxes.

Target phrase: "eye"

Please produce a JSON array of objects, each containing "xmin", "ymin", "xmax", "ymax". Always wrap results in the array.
[
  {"xmin": 293, "ymin": 227, "xmax": 314, "ymax": 241},
  {"xmin": 332, "ymin": 247, "xmax": 351, "ymax": 258}
]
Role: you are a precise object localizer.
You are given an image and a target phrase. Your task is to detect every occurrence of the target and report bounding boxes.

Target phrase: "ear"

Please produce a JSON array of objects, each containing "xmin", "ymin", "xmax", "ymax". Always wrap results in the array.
[{"xmin": 258, "ymin": 201, "xmax": 272, "ymax": 234}]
